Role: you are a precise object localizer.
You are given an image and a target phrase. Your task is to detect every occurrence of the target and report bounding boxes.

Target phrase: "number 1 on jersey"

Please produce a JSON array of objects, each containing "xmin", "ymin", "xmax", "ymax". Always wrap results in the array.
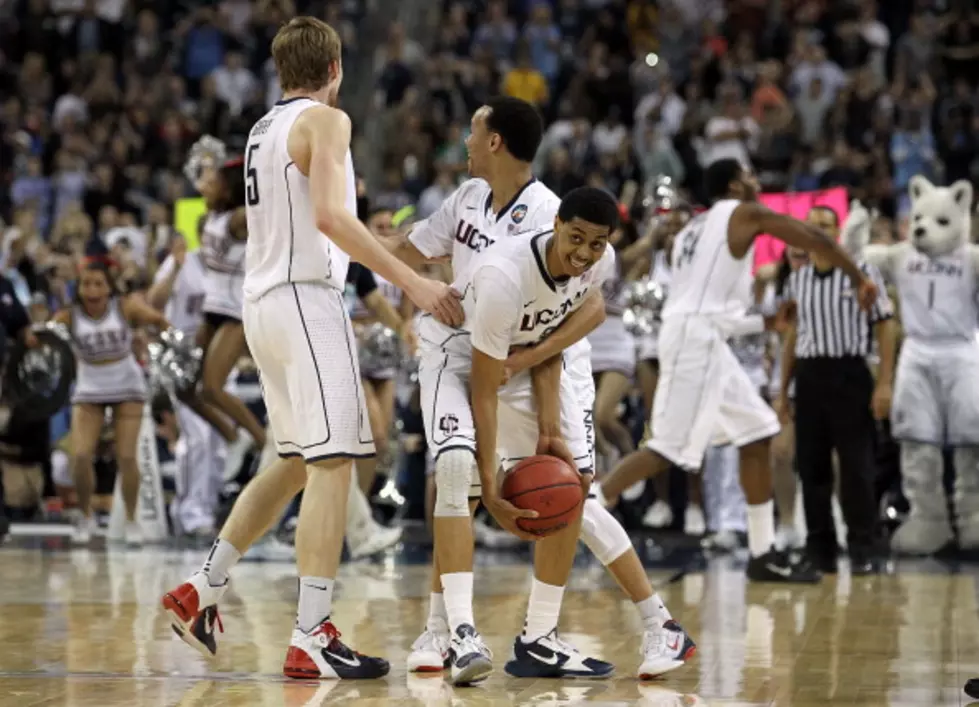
[
  {"xmin": 246, "ymin": 144, "xmax": 260, "ymax": 206},
  {"xmin": 928, "ymin": 280, "xmax": 935, "ymax": 309}
]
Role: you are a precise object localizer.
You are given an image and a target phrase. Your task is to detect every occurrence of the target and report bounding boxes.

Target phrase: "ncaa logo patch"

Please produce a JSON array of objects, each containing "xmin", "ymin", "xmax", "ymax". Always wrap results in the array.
[{"xmin": 512, "ymin": 204, "xmax": 528, "ymax": 223}]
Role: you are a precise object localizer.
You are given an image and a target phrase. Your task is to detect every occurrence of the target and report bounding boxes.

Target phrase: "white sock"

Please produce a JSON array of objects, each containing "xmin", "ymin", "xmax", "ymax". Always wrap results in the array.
[
  {"xmin": 200, "ymin": 538, "xmax": 241, "ymax": 585},
  {"xmin": 297, "ymin": 576, "xmax": 335, "ymax": 633},
  {"xmin": 441, "ymin": 572, "xmax": 474, "ymax": 633},
  {"xmin": 521, "ymin": 578, "xmax": 564, "ymax": 642},
  {"xmin": 636, "ymin": 594, "xmax": 671, "ymax": 631},
  {"xmin": 747, "ymin": 500, "xmax": 776, "ymax": 558},
  {"xmin": 427, "ymin": 592, "xmax": 448, "ymax": 633}
]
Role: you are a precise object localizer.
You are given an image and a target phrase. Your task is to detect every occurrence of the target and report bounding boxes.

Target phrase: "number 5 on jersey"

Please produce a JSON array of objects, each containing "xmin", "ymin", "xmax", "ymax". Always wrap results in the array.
[{"xmin": 246, "ymin": 144, "xmax": 260, "ymax": 206}]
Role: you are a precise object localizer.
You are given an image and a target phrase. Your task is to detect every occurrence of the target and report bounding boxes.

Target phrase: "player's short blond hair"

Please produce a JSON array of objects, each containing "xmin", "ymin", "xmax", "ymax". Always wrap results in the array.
[{"xmin": 271, "ymin": 17, "xmax": 342, "ymax": 93}]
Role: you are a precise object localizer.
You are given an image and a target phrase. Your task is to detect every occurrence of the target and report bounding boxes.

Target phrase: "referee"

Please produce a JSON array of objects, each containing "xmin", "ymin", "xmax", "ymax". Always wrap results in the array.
[{"xmin": 777, "ymin": 206, "xmax": 897, "ymax": 575}]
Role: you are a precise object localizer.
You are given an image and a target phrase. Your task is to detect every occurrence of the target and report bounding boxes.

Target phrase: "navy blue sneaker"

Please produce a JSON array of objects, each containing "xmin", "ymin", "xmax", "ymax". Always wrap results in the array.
[{"xmin": 504, "ymin": 629, "xmax": 614, "ymax": 679}]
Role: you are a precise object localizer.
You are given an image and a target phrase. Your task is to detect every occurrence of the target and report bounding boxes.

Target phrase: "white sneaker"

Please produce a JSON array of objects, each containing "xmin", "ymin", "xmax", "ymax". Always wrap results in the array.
[
  {"xmin": 622, "ymin": 480, "xmax": 646, "ymax": 502},
  {"xmin": 473, "ymin": 515, "xmax": 523, "ymax": 549},
  {"xmin": 406, "ymin": 626, "xmax": 450, "ymax": 672},
  {"xmin": 245, "ymin": 535, "xmax": 296, "ymax": 562},
  {"xmin": 348, "ymin": 523, "xmax": 402, "ymax": 560},
  {"xmin": 72, "ymin": 515, "xmax": 96, "ymax": 545},
  {"xmin": 638, "ymin": 620, "xmax": 696, "ymax": 680},
  {"xmin": 447, "ymin": 624, "xmax": 492, "ymax": 685},
  {"xmin": 124, "ymin": 521, "xmax": 143, "ymax": 547},
  {"xmin": 223, "ymin": 430, "xmax": 255, "ymax": 482},
  {"xmin": 683, "ymin": 505, "xmax": 705, "ymax": 536},
  {"xmin": 642, "ymin": 500, "xmax": 673, "ymax": 529}
]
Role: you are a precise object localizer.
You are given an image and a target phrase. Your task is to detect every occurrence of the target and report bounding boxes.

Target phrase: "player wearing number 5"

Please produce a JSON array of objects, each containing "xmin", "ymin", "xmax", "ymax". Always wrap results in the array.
[{"xmin": 594, "ymin": 158, "xmax": 881, "ymax": 583}]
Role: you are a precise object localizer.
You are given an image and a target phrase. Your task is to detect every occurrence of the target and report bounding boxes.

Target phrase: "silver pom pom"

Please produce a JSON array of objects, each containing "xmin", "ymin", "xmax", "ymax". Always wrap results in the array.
[
  {"xmin": 357, "ymin": 323, "xmax": 402, "ymax": 373},
  {"xmin": 149, "ymin": 328, "xmax": 203, "ymax": 395},
  {"xmin": 622, "ymin": 277, "xmax": 667, "ymax": 337},
  {"xmin": 183, "ymin": 135, "xmax": 229, "ymax": 185}
]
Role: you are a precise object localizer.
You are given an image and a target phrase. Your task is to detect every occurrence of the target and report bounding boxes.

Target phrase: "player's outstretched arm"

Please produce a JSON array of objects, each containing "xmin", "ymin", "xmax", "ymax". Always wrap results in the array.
[
  {"xmin": 506, "ymin": 290, "xmax": 606, "ymax": 377},
  {"xmin": 298, "ymin": 106, "xmax": 463, "ymax": 326},
  {"xmin": 730, "ymin": 202, "xmax": 878, "ymax": 309}
]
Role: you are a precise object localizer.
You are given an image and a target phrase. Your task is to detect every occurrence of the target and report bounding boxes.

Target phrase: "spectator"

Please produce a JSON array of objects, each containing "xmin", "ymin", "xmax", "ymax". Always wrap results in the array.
[
  {"xmin": 592, "ymin": 107, "xmax": 628, "ymax": 158},
  {"xmin": 895, "ymin": 14, "xmax": 935, "ymax": 80},
  {"xmin": 890, "ymin": 109, "xmax": 937, "ymax": 193},
  {"xmin": 701, "ymin": 87, "xmax": 759, "ymax": 169},
  {"xmin": 210, "ymin": 51, "xmax": 258, "ymax": 118},
  {"xmin": 474, "ymin": 0, "xmax": 518, "ymax": 64},
  {"xmin": 501, "ymin": 43, "xmax": 549, "ymax": 108},
  {"xmin": 794, "ymin": 77, "xmax": 832, "ymax": 147},
  {"xmin": 523, "ymin": 2, "xmax": 561, "ymax": 86}
]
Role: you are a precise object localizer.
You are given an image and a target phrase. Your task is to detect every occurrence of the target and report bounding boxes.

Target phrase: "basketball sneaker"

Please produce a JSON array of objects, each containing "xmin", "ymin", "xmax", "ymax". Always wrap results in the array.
[
  {"xmin": 446, "ymin": 624, "xmax": 493, "ymax": 685},
  {"xmin": 746, "ymin": 548, "xmax": 821, "ymax": 583},
  {"xmin": 406, "ymin": 626, "xmax": 450, "ymax": 672},
  {"xmin": 505, "ymin": 629, "xmax": 614, "ymax": 679},
  {"xmin": 638, "ymin": 620, "xmax": 696, "ymax": 679},
  {"xmin": 72, "ymin": 514, "xmax": 96, "ymax": 545},
  {"xmin": 283, "ymin": 618, "xmax": 389, "ymax": 680},
  {"xmin": 161, "ymin": 571, "xmax": 229, "ymax": 658}
]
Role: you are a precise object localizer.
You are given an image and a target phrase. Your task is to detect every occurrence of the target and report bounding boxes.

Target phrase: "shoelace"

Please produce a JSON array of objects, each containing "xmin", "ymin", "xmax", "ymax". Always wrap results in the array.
[
  {"xmin": 545, "ymin": 630, "xmax": 580, "ymax": 656},
  {"xmin": 310, "ymin": 622, "xmax": 361, "ymax": 658},
  {"xmin": 456, "ymin": 631, "xmax": 493, "ymax": 659},
  {"xmin": 205, "ymin": 606, "xmax": 224, "ymax": 635}
]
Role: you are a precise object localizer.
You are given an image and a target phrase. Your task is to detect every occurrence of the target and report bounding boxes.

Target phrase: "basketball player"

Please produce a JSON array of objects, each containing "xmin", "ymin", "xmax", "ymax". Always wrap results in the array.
[
  {"xmin": 388, "ymin": 101, "xmax": 693, "ymax": 683},
  {"xmin": 414, "ymin": 189, "xmax": 620, "ymax": 685},
  {"xmin": 594, "ymin": 159, "xmax": 879, "ymax": 582},
  {"xmin": 161, "ymin": 17, "xmax": 462, "ymax": 680},
  {"xmin": 147, "ymin": 233, "xmax": 227, "ymax": 537}
]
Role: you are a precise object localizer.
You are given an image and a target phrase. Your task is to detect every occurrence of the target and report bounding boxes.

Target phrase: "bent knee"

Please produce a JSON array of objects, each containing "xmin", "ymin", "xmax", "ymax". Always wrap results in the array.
[{"xmin": 433, "ymin": 449, "xmax": 476, "ymax": 518}]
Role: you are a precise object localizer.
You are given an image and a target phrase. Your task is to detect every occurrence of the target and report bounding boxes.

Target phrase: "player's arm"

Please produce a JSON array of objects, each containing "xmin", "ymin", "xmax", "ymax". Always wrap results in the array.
[
  {"xmin": 121, "ymin": 294, "xmax": 171, "ymax": 330},
  {"xmin": 866, "ymin": 262, "xmax": 897, "ymax": 419},
  {"xmin": 297, "ymin": 106, "xmax": 463, "ymax": 326},
  {"xmin": 505, "ymin": 290, "xmax": 606, "ymax": 378},
  {"xmin": 469, "ymin": 267, "xmax": 539, "ymax": 539},
  {"xmin": 380, "ymin": 232, "xmax": 433, "ymax": 269},
  {"xmin": 775, "ymin": 276, "xmax": 797, "ymax": 421},
  {"xmin": 229, "ymin": 207, "xmax": 248, "ymax": 240},
  {"xmin": 730, "ymin": 202, "xmax": 876, "ymax": 307},
  {"xmin": 146, "ymin": 255, "xmax": 180, "ymax": 311}
]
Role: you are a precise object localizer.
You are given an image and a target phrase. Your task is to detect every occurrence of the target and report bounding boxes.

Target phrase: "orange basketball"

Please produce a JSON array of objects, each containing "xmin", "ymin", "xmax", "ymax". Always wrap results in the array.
[{"xmin": 501, "ymin": 455, "xmax": 583, "ymax": 537}]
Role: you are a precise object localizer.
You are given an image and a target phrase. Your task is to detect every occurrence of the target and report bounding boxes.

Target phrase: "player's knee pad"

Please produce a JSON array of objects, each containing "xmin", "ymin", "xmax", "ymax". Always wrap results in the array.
[
  {"xmin": 580, "ymin": 497, "xmax": 632, "ymax": 565},
  {"xmin": 433, "ymin": 448, "xmax": 476, "ymax": 518}
]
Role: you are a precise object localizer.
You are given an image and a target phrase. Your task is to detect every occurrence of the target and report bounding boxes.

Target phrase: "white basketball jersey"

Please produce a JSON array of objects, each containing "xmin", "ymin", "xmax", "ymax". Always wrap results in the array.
[
  {"xmin": 650, "ymin": 249, "xmax": 672, "ymax": 289},
  {"xmin": 154, "ymin": 251, "xmax": 207, "ymax": 337},
  {"xmin": 407, "ymin": 177, "xmax": 590, "ymax": 362},
  {"xmin": 243, "ymin": 97, "xmax": 357, "ymax": 301},
  {"xmin": 421, "ymin": 227, "xmax": 614, "ymax": 358},
  {"xmin": 200, "ymin": 211, "xmax": 246, "ymax": 318},
  {"xmin": 893, "ymin": 245, "xmax": 978, "ymax": 342},
  {"xmin": 664, "ymin": 199, "xmax": 753, "ymax": 332}
]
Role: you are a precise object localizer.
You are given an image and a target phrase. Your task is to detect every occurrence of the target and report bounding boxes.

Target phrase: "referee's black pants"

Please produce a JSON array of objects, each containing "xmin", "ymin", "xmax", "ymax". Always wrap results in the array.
[{"xmin": 794, "ymin": 357, "xmax": 878, "ymax": 557}]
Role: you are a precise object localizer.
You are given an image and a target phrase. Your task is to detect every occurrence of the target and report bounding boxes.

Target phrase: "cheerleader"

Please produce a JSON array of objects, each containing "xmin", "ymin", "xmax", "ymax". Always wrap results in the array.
[
  {"xmin": 348, "ymin": 207, "xmax": 416, "ymax": 494},
  {"xmin": 146, "ymin": 233, "xmax": 227, "ymax": 537},
  {"xmin": 182, "ymin": 158, "xmax": 267, "ymax": 473},
  {"xmin": 51, "ymin": 260, "xmax": 170, "ymax": 545},
  {"xmin": 587, "ymin": 222, "xmax": 641, "ymax": 469}
]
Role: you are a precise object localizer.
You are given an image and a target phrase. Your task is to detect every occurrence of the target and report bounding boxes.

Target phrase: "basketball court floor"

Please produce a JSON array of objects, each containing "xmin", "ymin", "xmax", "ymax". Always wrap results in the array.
[{"xmin": 0, "ymin": 530, "xmax": 976, "ymax": 706}]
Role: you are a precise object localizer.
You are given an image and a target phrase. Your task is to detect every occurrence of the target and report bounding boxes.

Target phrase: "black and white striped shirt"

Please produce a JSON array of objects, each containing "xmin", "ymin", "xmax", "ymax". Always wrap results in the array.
[{"xmin": 784, "ymin": 261, "xmax": 893, "ymax": 359}]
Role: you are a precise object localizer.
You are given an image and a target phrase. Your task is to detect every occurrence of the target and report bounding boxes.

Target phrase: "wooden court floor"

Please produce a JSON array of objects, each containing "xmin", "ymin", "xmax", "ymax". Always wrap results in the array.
[{"xmin": 0, "ymin": 543, "xmax": 976, "ymax": 706}]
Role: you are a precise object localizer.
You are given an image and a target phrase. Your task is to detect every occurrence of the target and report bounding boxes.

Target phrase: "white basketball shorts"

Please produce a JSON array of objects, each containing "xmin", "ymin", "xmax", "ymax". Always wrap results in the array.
[
  {"xmin": 565, "ymin": 345, "xmax": 596, "ymax": 474},
  {"xmin": 243, "ymin": 283, "xmax": 375, "ymax": 463},
  {"xmin": 646, "ymin": 316, "xmax": 780, "ymax": 471},
  {"xmin": 892, "ymin": 338, "xmax": 979, "ymax": 446}
]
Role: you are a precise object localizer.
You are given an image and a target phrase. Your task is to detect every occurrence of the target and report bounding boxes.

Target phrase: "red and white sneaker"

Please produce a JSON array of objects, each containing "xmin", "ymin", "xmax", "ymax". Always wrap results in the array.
[
  {"xmin": 161, "ymin": 571, "xmax": 228, "ymax": 658},
  {"xmin": 283, "ymin": 619, "xmax": 390, "ymax": 680}
]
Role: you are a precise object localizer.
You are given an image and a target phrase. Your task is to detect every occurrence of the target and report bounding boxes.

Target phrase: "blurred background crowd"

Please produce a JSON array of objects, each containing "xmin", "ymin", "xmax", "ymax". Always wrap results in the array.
[{"xmin": 1, "ymin": 0, "xmax": 978, "ymax": 558}]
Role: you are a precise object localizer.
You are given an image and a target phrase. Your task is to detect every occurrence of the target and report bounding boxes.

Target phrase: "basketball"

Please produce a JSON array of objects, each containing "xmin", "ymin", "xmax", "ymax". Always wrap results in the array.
[{"xmin": 501, "ymin": 455, "xmax": 584, "ymax": 537}]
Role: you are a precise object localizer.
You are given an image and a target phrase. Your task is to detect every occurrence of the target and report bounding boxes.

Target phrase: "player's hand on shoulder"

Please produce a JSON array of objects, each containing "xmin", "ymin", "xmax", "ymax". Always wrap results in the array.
[
  {"xmin": 406, "ymin": 276, "xmax": 464, "ymax": 327},
  {"xmin": 483, "ymin": 486, "xmax": 540, "ymax": 542}
]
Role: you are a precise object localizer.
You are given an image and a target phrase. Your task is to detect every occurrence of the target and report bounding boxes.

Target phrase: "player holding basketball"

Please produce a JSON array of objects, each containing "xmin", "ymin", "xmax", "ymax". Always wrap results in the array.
[
  {"xmin": 388, "ymin": 100, "xmax": 693, "ymax": 684},
  {"xmin": 595, "ymin": 159, "xmax": 878, "ymax": 582},
  {"xmin": 160, "ymin": 17, "xmax": 462, "ymax": 680}
]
